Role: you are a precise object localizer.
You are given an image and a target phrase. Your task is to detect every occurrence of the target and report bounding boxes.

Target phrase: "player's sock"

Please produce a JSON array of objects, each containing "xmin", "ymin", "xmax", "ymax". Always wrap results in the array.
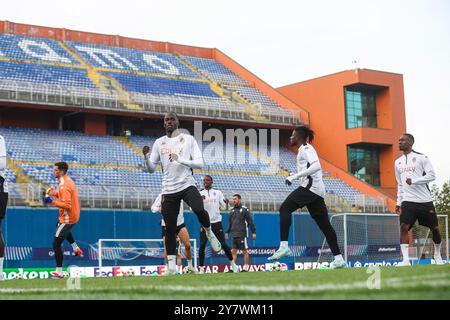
[
  {"xmin": 0, "ymin": 257, "xmax": 4, "ymax": 279},
  {"xmin": 71, "ymin": 242, "xmax": 80, "ymax": 251},
  {"xmin": 187, "ymin": 259, "xmax": 193, "ymax": 268},
  {"xmin": 167, "ymin": 255, "xmax": 177, "ymax": 271},
  {"xmin": 334, "ymin": 254, "xmax": 344, "ymax": 262},
  {"xmin": 56, "ymin": 267, "xmax": 63, "ymax": 275},
  {"xmin": 280, "ymin": 241, "xmax": 288, "ymax": 249},
  {"xmin": 400, "ymin": 244, "xmax": 409, "ymax": 261},
  {"xmin": 434, "ymin": 243, "xmax": 441, "ymax": 257}
]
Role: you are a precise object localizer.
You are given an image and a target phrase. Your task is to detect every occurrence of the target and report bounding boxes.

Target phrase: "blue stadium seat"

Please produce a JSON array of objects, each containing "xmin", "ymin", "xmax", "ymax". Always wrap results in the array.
[
  {"xmin": 225, "ymin": 85, "xmax": 292, "ymax": 117},
  {"xmin": 0, "ymin": 60, "xmax": 98, "ymax": 90},
  {"xmin": 4, "ymin": 167, "xmax": 16, "ymax": 184},
  {"xmin": 1, "ymin": 127, "xmax": 364, "ymax": 205},
  {"xmin": 0, "ymin": 34, "xmax": 78, "ymax": 65},
  {"xmin": 68, "ymin": 41, "xmax": 201, "ymax": 78},
  {"xmin": 0, "ymin": 34, "xmax": 297, "ymax": 121},
  {"xmin": 104, "ymin": 72, "xmax": 219, "ymax": 97},
  {"xmin": 0, "ymin": 127, "xmax": 143, "ymax": 167},
  {"xmin": 182, "ymin": 56, "xmax": 248, "ymax": 84}
]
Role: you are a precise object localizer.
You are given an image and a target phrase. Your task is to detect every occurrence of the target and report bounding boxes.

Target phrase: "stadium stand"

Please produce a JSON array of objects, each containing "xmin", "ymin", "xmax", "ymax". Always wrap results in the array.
[
  {"xmin": 182, "ymin": 55, "xmax": 249, "ymax": 85},
  {"xmin": 0, "ymin": 33, "xmax": 301, "ymax": 125},
  {"xmin": 67, "ymin": 41, "xmax": 201, "ymax": 78},
  {"xmin": 276, "ymin": 147, "xmax": 361, "ymax": 204},
  {"xmin": 0, "ymin": 34, "xmax": 78, "ymax": 64},
  {"xmin": 3, "ymin": 167, "xmax": 16, "ymax": 185},
  {"xmin": 103, "ymin": 72, "xmax": 218, "ymax": 97},
  {"xmin": 0, "ymin": 34, "xmax": 115, "ymax": 101},
  {"xmin": 225, "ymin": 85, "xmax": 292, "ymax": 117},
  {"xmin": 0, "ymin": 127, "xmax": 377, "ymax": 211},
  {"xmin": 0, "ymin": 127, "xmax": 143, "ymax": 167},
  {"xmin": 129, "ymin": 136, "xmax": 280, "ymax": 173},
  {"xmin": 0, "ymin": 61, "xmax": 98, "ymax": 91},
  {"xmin": 15, "ymin": 161, "xmax": 358, "ymax": 200},
  {"xmin": 0, "ymin": 27, "xmax": 389, "ymax": 212}
]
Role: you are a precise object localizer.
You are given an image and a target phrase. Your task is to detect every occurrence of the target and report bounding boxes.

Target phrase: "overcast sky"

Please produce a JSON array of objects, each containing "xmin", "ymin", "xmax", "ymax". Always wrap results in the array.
[{"xmin": 2, "ymin": 0, "xmax": 449, "ymax": 186}]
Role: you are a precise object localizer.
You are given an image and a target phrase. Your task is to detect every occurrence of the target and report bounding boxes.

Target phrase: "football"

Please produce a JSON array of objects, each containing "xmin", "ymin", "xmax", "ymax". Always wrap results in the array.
[{"xmin": 271, "ymin": 261, "xmax": 282, "ymax": 271}]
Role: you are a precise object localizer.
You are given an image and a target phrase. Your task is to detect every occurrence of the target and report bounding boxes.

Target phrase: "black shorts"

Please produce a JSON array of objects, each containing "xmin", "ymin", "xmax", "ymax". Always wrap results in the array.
[
  {"xmin": 161, "ymin": 223, "xmax": 186, "ymax": 238},
  {"xmin": 161, "ymin": 185, "xmax": 205, "ymax": 229},
  {"xmin": 55, "ymin": 222, "xmax": 75, "ymax": 239},
  {"xmin": 0, "ymin": 192, "xmax": 8, "ymax": 220},
  {"xmin": 400, "ymin": 201, "xmax": 439, "ymax": 229},
  {"xmin": 232, "ymin": 237, "xmax": 248, "ymax": 250},
  {"xmin": 281, "ymin": 186, "xmax": 328, "ymax": 217}
]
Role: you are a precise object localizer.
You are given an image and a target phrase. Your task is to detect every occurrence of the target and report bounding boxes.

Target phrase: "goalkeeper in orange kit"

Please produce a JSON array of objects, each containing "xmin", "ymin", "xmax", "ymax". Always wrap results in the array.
[{"xmin": 43, "ymin": 162, "xmax": 83, "ymax": 279}]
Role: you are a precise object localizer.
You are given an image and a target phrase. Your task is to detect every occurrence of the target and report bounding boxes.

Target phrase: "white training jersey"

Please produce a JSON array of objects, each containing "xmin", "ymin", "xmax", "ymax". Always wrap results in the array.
[
  {"xmin": 200, "ymin": 188, "xmax": 227, "ymax": 223},
  {"xmin": 147, "ymin": 133, "xmax": 202, "ymax": 194},
  {"xmin": 0, "ymin": 135, "xmax": 7, "ymax": 193},
  {"xmin": 296, "ymin": 143, "xmax": 325, "ymax": 198},
  {"xmin": 151, "ymin": 193, "xmax": 185, "ymax": 227},
  {"xmin": 395, "ymin": 151, "xmax": 436, "ymax": 205}
]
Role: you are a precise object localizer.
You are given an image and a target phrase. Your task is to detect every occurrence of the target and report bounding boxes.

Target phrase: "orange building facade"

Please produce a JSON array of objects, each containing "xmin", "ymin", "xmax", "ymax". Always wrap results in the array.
[{"xmin": 278, "ymin": 69, "xmax": 407, "ymax": 198}]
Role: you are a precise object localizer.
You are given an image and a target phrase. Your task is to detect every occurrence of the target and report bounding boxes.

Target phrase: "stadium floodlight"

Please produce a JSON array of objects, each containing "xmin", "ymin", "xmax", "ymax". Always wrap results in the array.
[{"xmin": 97, "ymin": 238, "xmax": 197, "ymax": 275}]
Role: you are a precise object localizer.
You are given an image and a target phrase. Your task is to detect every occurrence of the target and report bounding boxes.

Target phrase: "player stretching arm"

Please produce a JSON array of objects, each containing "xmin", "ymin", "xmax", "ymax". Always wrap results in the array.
[
  {"xmin": 268, "ymin": 126, "xmax": 346, "ymax": 269},
  {"xmin": 142, "ymin": 112, "xmax": 221, "ymax": 276}
]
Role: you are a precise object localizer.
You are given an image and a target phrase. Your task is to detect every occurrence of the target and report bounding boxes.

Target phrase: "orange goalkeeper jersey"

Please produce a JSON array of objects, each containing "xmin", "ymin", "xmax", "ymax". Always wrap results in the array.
[{"xmin": 52, "ymin": 175, "xmax": 80, "ymax": 224}]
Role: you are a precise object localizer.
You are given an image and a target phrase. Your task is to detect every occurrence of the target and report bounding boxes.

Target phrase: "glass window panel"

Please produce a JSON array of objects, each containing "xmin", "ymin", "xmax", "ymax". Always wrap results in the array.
[
  {"xmin": 347, "ymin": 146, "xmax": 380, "ymax": 186},
  {"xmin": 345, "ymin": 88, "xmax": 377, "ymax": 129}
]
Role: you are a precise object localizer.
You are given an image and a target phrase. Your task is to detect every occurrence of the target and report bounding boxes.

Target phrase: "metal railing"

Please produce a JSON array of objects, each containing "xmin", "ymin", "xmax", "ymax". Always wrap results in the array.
[
  {"xmin": 7, "ymin": 182, "xmax": 389, "ymax": 213},
  {"xmin": 0, "ymin": 80, "xmax": 303, "ymax": 126},
  {"xmin": 354, "ymin": 194, "xmax": 389, "ymax": 213}
]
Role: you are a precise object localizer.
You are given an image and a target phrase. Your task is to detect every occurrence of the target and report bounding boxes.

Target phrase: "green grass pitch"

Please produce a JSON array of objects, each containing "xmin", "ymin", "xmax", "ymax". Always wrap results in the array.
[{"xmin": 0, "ymin": 265, "xmax": 449, "ymax": 300}]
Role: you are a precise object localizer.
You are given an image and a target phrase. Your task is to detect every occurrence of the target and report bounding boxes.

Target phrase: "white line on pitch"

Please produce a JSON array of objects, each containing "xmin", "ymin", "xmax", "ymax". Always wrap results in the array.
[{"xmin": 0, "ymin": 273, "xmax": 448, "ymax": 294}]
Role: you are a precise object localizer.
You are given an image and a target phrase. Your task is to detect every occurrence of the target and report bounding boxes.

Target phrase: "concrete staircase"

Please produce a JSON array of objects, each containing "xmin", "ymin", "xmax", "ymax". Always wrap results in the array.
[
  {"xmin": 59, "ymin": 41, "xmax": 142, "ymax": 111},
  {"xmin": 114, "ymin": 136, "xmax": 144, "ymax": 158},
  {"xmin": 174, "ymin": 54, "xmax": 268, "ymax": 123},
  {"xmin": 7, "ymin": 159, "xmax": 47, "ymax": 206}
]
